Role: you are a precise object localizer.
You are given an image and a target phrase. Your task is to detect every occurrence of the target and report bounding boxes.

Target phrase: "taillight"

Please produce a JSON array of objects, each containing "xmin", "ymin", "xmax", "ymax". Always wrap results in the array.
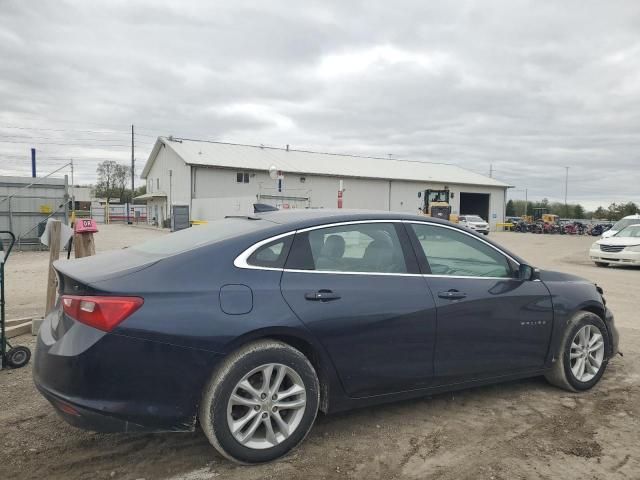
[{"xmin": 61, "ymin": 295, "xmax": 144, "ymax": 332}]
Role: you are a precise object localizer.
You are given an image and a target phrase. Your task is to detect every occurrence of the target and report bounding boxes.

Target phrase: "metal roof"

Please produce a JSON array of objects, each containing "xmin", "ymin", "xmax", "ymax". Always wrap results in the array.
[{"xmin": 141, "ymin": 137, "xmax": 510, "ymax": 188}]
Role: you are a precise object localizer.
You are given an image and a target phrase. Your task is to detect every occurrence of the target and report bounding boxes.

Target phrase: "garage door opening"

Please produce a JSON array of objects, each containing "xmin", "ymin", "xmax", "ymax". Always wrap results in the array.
[{"xmin": 459, "ymin": 193, "xmax": 490, "ymax": 221}]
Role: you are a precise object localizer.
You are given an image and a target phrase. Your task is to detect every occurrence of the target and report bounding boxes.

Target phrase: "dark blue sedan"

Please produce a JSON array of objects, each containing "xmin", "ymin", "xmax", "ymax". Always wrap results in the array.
[{"xmin": 34, "ymin": 210, "xmax": 619, "ymax": 464}]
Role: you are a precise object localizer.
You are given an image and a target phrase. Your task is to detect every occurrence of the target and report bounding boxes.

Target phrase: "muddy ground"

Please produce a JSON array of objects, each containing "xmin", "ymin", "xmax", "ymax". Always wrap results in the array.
[{"xmin": 1, "ymin": 226, "xmax": 638, "ymax": 480}]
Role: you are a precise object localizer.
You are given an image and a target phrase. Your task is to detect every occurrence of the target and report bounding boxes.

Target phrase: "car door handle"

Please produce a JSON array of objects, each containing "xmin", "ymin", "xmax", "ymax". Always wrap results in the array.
[
  {"xmin": 438, "ymin": 290, "xmax": 467, "ymax": 300},
  {"xmin": 304, "ymin": 290, "xmax": 341, "ymax": 302}
]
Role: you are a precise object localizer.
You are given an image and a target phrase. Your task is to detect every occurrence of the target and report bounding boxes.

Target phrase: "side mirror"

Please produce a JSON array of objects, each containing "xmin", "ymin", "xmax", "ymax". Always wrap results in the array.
[{"xmin": 518, "ymin": 264, "xmax": 540, "ymax": 281}]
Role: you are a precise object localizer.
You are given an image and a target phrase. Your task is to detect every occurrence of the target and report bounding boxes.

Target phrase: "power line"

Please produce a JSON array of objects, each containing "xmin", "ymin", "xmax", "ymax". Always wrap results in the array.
[
  {"xmin": 0, "ymin": 124, "xmax": 133, "ymax": 134},
  {"xmin": 0, "ymin": 162, "xmax": 71, "ymax": 204},
  {"xmin": 0, "ymin": 134, "xmax": 154, "ymax": 145},
  {"xmin": 0, "ymin": 139, "xmax": 146, "ymax": 147},
  {"xmin": 0, "ymin": 124, "xmax": 160, "ymax": 137},
  {"xmin": 6, "ymin": 118, "xmax": 160, "ymax": 134}
]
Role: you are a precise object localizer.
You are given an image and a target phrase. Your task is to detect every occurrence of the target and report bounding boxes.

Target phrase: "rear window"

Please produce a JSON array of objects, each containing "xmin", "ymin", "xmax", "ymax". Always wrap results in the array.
[{"xmin": 131, "ymin": 218, "xmax": 269, "ymax": 256}]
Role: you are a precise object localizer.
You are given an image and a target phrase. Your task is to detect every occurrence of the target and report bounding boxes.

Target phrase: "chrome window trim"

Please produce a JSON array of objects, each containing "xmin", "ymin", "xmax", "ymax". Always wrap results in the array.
[
  {"xmin": 295, "ymin": 219, "xmax": 404, "ymax": 233},
  {"xmin": 282, "ymin": 268, "xmax": 422, "ymax": 277},
  {"xmin": 233, "ymin": 231, "xmax": 296, "ymax": 271},
  {"xmin": 422, "ymin": 274, "xmax": 518, "ymax": 281},
  {"xmin": 234, "ymin": 218, "xmax": 521, "ymax": 280},
  {"xmin": 234, "ymin": 220, "xmax": 408, "ymax": 273}
]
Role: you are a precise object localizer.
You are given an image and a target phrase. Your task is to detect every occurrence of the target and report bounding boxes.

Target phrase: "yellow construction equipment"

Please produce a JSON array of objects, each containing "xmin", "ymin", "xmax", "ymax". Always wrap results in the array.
[{"xmin": 419, "ymin": 189, "xmax": 452, "ymax": 220}]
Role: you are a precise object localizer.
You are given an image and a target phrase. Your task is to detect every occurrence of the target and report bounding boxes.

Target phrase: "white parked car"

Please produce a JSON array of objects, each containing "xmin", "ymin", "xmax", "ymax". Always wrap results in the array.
[
  {"xmin": 590, "ymin": 223, "xmax": 640, "ymax": 267},
  {"xmin": 458, "ymin": 215, "xmax": 489, "ymax": 235},
  {"xmin": 601, "ymin": 214, "xmax": 640, "ymax": 238}
]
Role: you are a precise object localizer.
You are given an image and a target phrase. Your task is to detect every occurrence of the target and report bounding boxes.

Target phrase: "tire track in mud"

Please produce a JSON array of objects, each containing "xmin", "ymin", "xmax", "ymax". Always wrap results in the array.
[{"xmin": 394, "ymin": 358, "xmax": 639, "ymax": 480}]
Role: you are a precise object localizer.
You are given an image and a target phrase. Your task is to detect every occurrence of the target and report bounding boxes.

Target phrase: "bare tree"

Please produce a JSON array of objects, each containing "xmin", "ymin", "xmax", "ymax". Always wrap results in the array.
[
  {"xmin": 95, "ymin": 161, "xmax": 130, "ymax": 204},
  {"xmin": 114, "ymin": 163, "xmax": 130, "ymax": 203}
]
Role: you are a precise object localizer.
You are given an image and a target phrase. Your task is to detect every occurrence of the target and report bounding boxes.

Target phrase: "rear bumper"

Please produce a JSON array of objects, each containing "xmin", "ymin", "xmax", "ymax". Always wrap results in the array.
[
  {"xmin": 35, "ymin": 383, "xmax": 152, "ymax": 433},
  {"xmin": 33, "ymin": 312, "xmax": 223, "ymax": 433}
]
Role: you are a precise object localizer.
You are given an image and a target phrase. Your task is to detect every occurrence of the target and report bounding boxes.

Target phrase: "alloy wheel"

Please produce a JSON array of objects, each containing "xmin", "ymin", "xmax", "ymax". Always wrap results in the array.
[
  {"xmin": 570, "ymin": 325, "xmax": 605, "ymax": 382},
  {"xmin": 226, "ymin": 363, "xmax": 307, "ymax": 450}
]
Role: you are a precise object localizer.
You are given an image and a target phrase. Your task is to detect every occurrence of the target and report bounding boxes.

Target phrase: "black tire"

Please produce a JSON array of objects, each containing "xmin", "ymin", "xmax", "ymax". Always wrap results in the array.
[
  {"xmin": 199, "ymin": 340, "xmax": 320, "ymax": 464},
  {"xmin": 6, "ymin": 346, "xmax": 31, "ymax": 368},
  {"xmin": 545, "ymin": 311, "xmax": 610, "ymax": 392},
  {"xmin": 483, "ymin": 232, "xmax": 489, "ymax": 236},
  {"xmin": 594, "ymin": 262, "xmax": 609, "ymax": 268}
]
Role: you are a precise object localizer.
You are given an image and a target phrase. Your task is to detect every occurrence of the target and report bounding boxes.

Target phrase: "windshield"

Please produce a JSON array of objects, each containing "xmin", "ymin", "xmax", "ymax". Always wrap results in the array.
[
  {"xmin": 131, "ymin": 218, "xmax": 271, "ymax": 255},
  {"xmin": 466, "ymin": 216, "xmax": 485, "ymax": 222},
  {"xmin": 614, "ymin": 224, "xmax": 640, "ymax": 238},
  {"xmin": 611, "ymin": 218, "xmax": 640, "ymax": 231}
]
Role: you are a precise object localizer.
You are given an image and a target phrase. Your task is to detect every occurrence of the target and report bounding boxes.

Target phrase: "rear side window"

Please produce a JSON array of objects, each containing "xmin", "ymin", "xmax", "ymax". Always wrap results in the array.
[
  {"xmin": 286, "ymin": 223, "xmax": 408, "ymax": 273},
  {"xmin": 247, "ymin": 237, "xmax": 292, "ymax": 268}
]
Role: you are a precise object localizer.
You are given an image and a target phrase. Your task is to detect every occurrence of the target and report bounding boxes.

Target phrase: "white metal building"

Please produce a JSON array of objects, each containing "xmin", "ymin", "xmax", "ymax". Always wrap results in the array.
[{"xmin": 139, "ymin": 137, "xmax": 511, "ymax": 230}]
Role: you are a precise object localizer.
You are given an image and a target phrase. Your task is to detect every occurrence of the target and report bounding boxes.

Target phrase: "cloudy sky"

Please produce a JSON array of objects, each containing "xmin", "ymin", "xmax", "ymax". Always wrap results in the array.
[{"xmin": 1, "ymin": 0, "xmax": 639, "ymax": 209}]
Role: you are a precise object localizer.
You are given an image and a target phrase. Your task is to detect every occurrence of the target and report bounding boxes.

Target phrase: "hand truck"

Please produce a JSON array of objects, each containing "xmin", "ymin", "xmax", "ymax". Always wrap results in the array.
[{"xmin": 1, "ymin": 231, "xmax": 31, "ymax": 369}]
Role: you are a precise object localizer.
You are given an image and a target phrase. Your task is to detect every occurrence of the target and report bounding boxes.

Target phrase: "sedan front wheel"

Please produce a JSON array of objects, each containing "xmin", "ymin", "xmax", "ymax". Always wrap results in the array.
[
  {"xmin": 545, "ymin": 311, "xmax": 610, "ymax": 392},
  {"xmin": 199, "ymin": 340, "xmax": 320, "ymax": 464}
]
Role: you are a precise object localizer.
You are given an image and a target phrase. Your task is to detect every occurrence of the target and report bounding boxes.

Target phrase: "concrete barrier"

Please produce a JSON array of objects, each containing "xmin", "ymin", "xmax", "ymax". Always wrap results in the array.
[{"xmin": 6, "ymin": 317, "xmax": 32, "ymax": 338}]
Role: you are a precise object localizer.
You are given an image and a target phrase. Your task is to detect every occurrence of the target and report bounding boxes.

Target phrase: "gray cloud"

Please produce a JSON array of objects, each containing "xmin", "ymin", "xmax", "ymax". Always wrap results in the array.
[{"xmin": 1, "ymin": 0, "xmax": 639, "ymax": 209}]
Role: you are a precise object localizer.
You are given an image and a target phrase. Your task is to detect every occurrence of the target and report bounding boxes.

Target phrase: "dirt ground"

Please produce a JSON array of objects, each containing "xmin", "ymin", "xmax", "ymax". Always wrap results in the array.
[{"xmin": 1, "ymin": 226, "xmax": 639, "ymax": 480}]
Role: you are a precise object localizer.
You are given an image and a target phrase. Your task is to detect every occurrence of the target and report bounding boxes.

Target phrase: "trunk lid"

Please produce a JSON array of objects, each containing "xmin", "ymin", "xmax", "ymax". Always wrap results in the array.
[{"xmin": 53, "ymin": 248, "xmax": 161, "ymax": 287}]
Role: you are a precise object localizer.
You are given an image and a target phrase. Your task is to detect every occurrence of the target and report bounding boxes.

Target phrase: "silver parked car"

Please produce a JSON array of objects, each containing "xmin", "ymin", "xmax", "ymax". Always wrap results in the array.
[{"xmin": 458, "ymin": 215, "xmax": 489, "ymax": 235}]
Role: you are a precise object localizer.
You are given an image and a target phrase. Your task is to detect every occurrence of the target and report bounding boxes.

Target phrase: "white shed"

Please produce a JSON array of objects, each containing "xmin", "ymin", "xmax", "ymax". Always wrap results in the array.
[{"xmin": 139, "ymin": 137, "xmax": 511, "ymax": 230}]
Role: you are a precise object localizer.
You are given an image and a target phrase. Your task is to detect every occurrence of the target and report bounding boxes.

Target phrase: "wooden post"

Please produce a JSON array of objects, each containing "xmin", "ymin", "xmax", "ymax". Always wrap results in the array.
[
  {"xmin": 73, "ymin": 232, "xmax": 95, "ymax": 258},
  {"xmin": 45, "ymin": 220, "xmax": 61, "ymax": 316}
]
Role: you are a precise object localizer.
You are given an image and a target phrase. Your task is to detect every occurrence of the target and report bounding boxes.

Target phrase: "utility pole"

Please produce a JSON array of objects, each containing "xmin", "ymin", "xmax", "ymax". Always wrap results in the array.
[
  {"xmin": 31, "ymin": 148, "xmax": 36, "ymax": 177},
  {"xmin": 489, "ymin": 164, "xmax": 493, "ymax": 178},
  {"xmin": 70, "ymin": 158, "xmax": 75, "ymax": 220},
  {"xmin": 564, "ymin": 166, "xmax": 569, "ymax": 217},
  {"xmin": 524, "ymin": 188, "xmax": 528, "ymax": 217},
  {"xmin": 128, "ymin": 124, "xmax": 134, "ymax": 224},
  {"xmin": 169, "ymin": 169, "xmax": 173, "ymax": 228}
]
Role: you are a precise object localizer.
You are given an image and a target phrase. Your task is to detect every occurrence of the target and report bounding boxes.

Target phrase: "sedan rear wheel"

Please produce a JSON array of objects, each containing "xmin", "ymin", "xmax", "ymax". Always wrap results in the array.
[
  {"xmin": 594, "ymin": 262, "xmax": 609, "ymax": 268},
  {"xmin": 545, "ymin": 311, "xmax": 610, "ymax": 392},
  {"xmin": 227, "ymin": 363, "xmax": 307, "ymax": 450},
  {"xmin": 199, "ymin": 340, "xmax": 319, "ymax": 464}
]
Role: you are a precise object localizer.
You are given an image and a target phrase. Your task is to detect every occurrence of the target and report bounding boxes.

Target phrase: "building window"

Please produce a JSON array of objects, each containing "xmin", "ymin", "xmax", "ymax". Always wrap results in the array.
[
  {"xmin": 236, "ymin": 172, "xmax": 250, "ymax": 183},
  {"xmin": 148, "ymin": 178, "xmax": 152, "ymax": 193},
  {"xmin": 157, "ymin": 178, "xmax": 160, "ymax": 190}
]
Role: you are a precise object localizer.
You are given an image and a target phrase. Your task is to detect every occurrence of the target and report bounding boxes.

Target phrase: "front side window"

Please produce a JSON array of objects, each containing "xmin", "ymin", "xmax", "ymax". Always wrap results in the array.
[
  {"xmin": 410, "ymin": 224, "xmax": 512, "ymax": 278},
  {"xmin": 286, "ymin": 223, "xmax": 408, "ymax": 273}
]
